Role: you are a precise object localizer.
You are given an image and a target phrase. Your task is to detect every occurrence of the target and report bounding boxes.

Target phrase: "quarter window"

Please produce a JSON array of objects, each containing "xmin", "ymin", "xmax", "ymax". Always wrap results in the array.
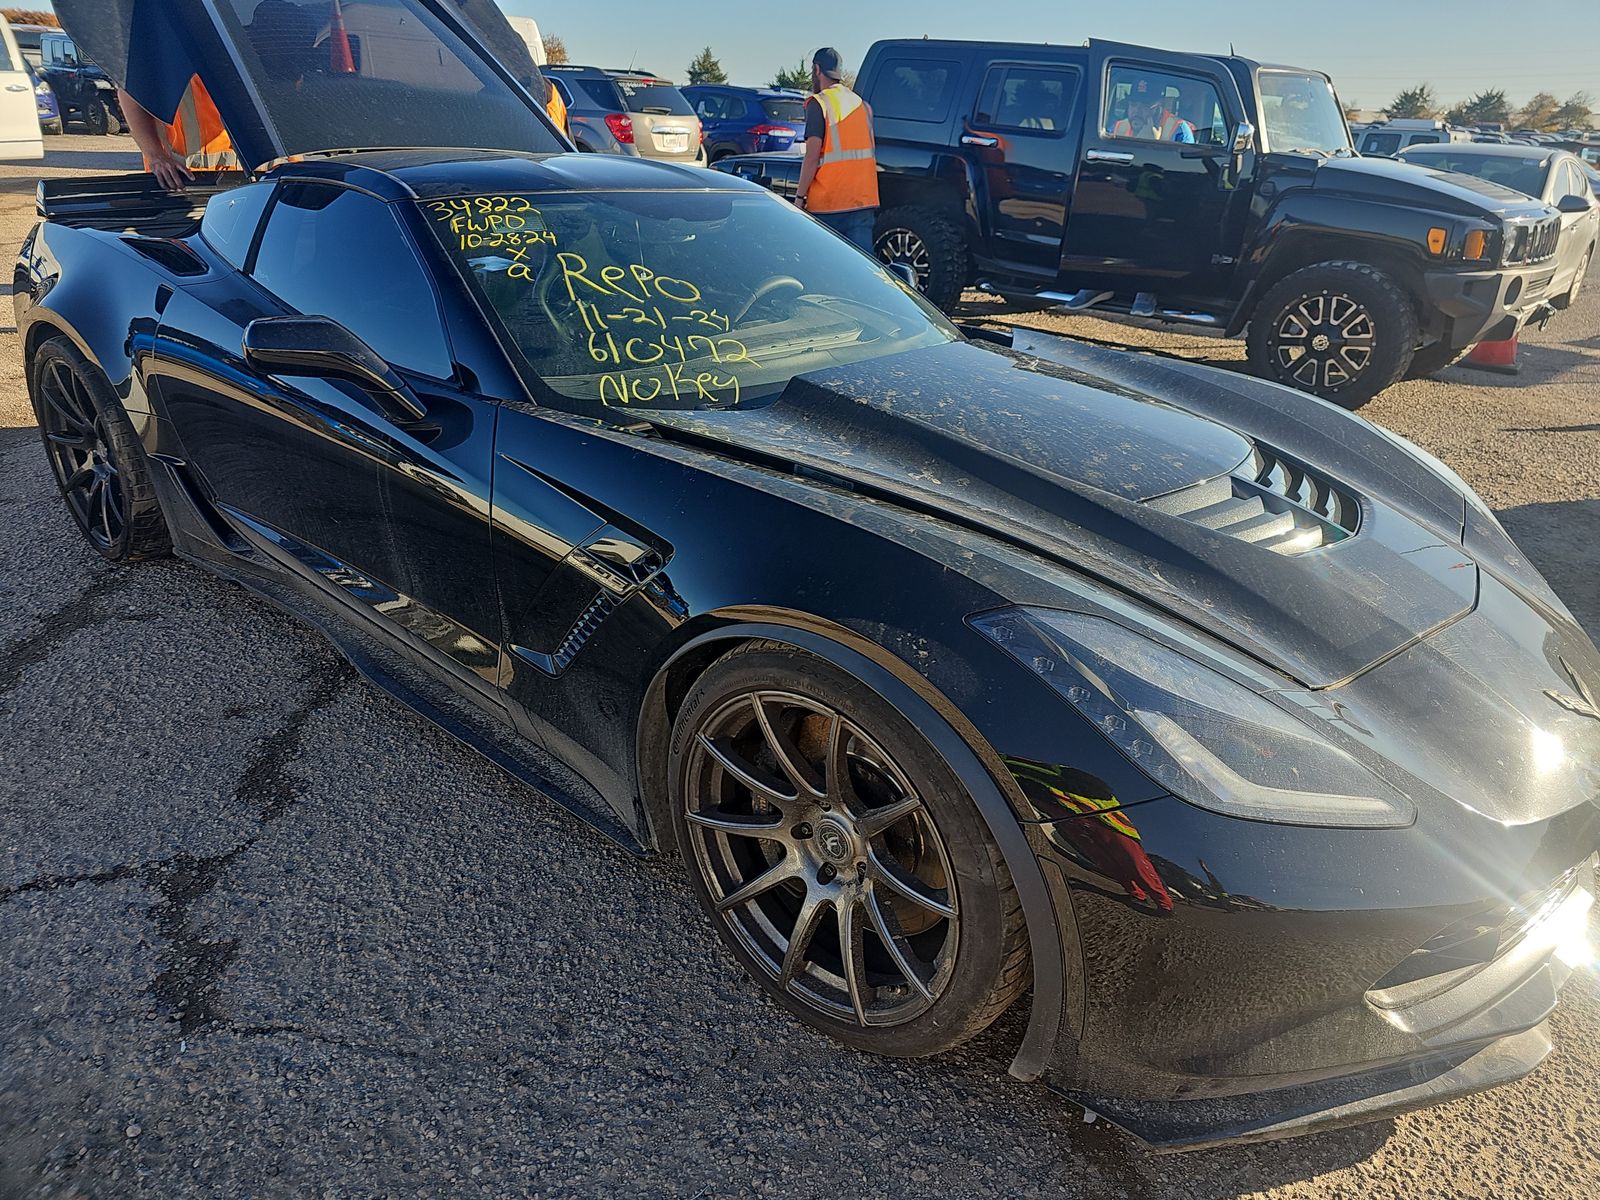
[
  {"xmin": 1104, "ymin": 65, "xmax": 1226, "ymax": 146},
  {"xmin": 250, "ymin": 183, "xmax": 451, "ymax": 379},
  {"xmin": 975, "ymin": 65, "xmax": 1080, "ymax": 134},
  {"xmin": 868, "ymin": 58, "xmax": 960, "ymax": 123},
  {"xmin": 199, "ymin": 182, "xmax": 275, "ymax": 271}
]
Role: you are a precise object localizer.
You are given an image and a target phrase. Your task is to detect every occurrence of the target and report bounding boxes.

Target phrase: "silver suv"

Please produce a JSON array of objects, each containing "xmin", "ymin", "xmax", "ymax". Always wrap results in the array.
[{"xmin": 548, "ymin": 66, "xmax": 705, "ymax": 164}]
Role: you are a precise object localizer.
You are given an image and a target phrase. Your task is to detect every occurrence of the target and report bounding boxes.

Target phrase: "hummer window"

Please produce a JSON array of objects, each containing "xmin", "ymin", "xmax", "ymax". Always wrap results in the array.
[
  {"xmin": 974, "ymin": 65, "xmax": 1080, "ymax": 134},
  {"xmin": 1258, "ymin": 71, "xmax": 1352, "ymax": 156},
  {"xmin": 1103, "ymin": 66, "xmax": 1225, "ymax": 146}
]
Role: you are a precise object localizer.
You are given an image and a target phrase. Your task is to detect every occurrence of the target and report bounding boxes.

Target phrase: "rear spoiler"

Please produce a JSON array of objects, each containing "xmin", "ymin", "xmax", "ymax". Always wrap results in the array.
[{"xmin": 35, "ymin": 172, "xmax": 245, "ymax": 231}]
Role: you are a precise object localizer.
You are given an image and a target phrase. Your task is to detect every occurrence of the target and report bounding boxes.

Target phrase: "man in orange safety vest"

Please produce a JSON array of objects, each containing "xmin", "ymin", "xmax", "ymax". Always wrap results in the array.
[
  {"xmin": 119, "ymin": 77, "xmax": 238, "ymax": 192},
  {"xmin": 1111, "ymin": 76, "xmax": 1196, "ymax": 143},
  {"xmin": 795, "ymin": 47, "xmax": 879, "ymax": 253}
]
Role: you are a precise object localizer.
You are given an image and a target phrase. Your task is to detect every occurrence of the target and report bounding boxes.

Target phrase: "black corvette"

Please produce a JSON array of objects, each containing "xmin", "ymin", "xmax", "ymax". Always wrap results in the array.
[{"xmin": 19, "ymin": 0, "xmax": 1599, "ymax": 1150}]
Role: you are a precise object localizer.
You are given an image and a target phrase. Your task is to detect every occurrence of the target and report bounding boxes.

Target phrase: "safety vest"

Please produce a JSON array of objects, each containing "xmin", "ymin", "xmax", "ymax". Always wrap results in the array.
[
  {"xmin": 809, "ymin": 84, "xmax": 879, "ymax": 214},
  {"xmin": 1112, "ymin": 111, "xmax": 1190, "ymax": 141},
  {"xmin": 164, "ymin": 76, "xmax": 238, "ymax": 171},
  {"xmin": 545, "ymin": 83, "xmax": 569, "ymax": 136}
]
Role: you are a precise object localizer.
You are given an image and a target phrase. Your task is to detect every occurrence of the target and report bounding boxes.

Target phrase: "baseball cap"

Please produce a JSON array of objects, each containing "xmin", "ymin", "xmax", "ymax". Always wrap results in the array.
[{"xmin": 813, "ymin": 47, "xmax": 844, "ymax": 78}]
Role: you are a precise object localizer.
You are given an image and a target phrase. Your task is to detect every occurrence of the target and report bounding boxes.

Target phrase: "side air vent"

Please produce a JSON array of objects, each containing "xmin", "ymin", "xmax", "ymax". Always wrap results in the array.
[{"xmin": 1144, "ymin": 444, "xmax": 1360, "ymax": 555}]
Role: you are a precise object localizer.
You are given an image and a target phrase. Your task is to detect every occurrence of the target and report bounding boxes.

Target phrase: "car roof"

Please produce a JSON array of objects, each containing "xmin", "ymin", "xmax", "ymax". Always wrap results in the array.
[
  {"xmin": 262, "ymin": 148, "xmax": 758, "ymax": 201},
  {"xmin": 1401, "ymin": 142, "xmax": 1563, "ymax": 160}
]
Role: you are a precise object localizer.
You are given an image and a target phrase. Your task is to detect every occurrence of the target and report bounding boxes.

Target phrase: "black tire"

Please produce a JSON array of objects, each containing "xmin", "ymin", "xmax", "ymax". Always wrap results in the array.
[
  {"xmin": 81, "ymin": 96, "xmax": 110, "ymax": 136},
  {"xmin": 668, "ymin": 641, "xmax": 1029, "ymax": 1057},
  {"xmin": 1246, "ymin": 260, "xmax": 1419, "ymax": 409},
  {"xmin": 31, "ymin": 338, "xmax": 171, "ymax": 562},
  {"xmin": 1403, "ymin": 340, "xmax": 1471, "ymax": 380},
  {"xmin": 874, "ymin": 205, "xmax": 969, "ymax": 314}
]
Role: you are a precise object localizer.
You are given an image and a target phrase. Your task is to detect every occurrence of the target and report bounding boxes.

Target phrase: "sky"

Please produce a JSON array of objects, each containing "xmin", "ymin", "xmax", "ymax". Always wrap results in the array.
[{"xmin": 501, "ymin": 0, "xmax": 1600, "ymax": 113}]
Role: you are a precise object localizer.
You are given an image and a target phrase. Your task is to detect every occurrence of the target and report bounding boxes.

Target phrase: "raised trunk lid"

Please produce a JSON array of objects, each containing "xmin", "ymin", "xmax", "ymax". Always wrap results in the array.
[{"xmin": 54, "ymin": 0, "xmax": 563, "ymax": 171}]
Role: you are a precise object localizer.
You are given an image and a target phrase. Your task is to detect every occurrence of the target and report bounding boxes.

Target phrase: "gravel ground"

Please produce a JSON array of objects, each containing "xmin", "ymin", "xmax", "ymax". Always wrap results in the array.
[{"xmin": 1, "ymin": 136, "xmax": 1597, "ymax": 1199}]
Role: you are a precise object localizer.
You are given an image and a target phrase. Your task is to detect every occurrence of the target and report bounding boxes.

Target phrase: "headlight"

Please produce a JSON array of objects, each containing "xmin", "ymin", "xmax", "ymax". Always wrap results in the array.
[
  {"xmin": 972, "ymin": 607, "xmax": 1416, "ymax": 829},
  {"xmin": 35, "ymin": 81, "xmax": 51, "ymax": 96}
]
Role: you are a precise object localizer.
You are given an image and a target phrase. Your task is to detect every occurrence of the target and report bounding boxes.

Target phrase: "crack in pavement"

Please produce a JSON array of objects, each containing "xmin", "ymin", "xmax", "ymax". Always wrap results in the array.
[
  {"xmin": 3, "ymin": 667, "xmax": 354, "ymax": 1036},
  {"xmin": 0, "ymin": 570, "xmax": 131, "ymax": 697}
]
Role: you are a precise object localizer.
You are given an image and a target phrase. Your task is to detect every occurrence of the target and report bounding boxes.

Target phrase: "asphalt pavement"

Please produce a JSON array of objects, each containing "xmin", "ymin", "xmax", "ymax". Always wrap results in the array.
[{"xmin": 1, "ymin": 136, "xmax": 1598, "ymax": 1199}]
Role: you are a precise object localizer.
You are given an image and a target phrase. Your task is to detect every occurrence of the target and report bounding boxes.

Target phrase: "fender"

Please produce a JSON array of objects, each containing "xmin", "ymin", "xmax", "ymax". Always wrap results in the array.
[
  {"xmin": 876, "ymin": 148, "xmax": 984, "ymax": 246},
  {"xmin": 1229, "ymin": 190, "xmax": 1440, "ymax": 335},
  {"xmin": 635, "ymin": 618, "xmax": 1072, "ymax": 1082}
]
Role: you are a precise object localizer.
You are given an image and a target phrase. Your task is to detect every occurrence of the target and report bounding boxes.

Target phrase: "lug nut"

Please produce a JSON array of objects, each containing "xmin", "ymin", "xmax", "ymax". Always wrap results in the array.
[
  {"xmin": 793, "ymin": 822, "xmax": 813, "ymax": 839},
  {"xmin": 817, "ymin": 863, "xmax": 837, "ymax": 883}
]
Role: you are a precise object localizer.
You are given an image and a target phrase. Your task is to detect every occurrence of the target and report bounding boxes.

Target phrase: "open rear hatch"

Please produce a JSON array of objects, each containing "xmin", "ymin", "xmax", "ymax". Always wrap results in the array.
[{"xmin": 53, "ymin": 0, "xmax": 565, "ymax": 173}]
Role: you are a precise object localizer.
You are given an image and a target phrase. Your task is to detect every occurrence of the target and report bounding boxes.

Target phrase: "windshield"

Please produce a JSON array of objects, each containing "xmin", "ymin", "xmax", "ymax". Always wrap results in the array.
[
  {"xmin": 615, "ymin": 79, "xmax": 694, "ymax": 116},
  {"xmin": 1259, "ymin": 71, "xmax": 1351, "ymax": 155},
  {"xmin": 1402, "ymin": 151, "xmax": 1551, "ymax": 199},
  {"xmin": 428, "ymin": 189, "xmax": 957, "ymax": 412}
]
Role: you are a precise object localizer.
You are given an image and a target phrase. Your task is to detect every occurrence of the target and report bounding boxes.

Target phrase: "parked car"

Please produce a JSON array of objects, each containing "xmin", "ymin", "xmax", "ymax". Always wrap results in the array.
[
  {"xmin": 26, "ymin": 60, "xmax": 60, "ymax": 134},
  {"xmin": 24, "ymin": 26, "xmax": 122, "ymax": 134},
  {"xmin": 1356, "ymin": 119, "xmax": 1474, "ymax": 156},
  {"xmin": 682, "ymin": 84, "xmax": 806, "ymax": 161},
  {"xmin": 0, "ymin": 15, "xmax": 43, "ymax": 159},
  {"xmin": 546, "ymin": 64, "xmax": 704, "ymax": 163},
  {"xmin": 1399, "ymin": 142, "xmax": 1598, "ymax": 316},
  {"xmin": 31, "ymin": 0, "xmax": 1600, "ymax": 1152},
  {"xmin": 835, "ymin": 38, "xmax": 1564, "ymax": 408},
  {"xmin": 713, "ymin": 150, "xmax": 802, "ymax": 197}
]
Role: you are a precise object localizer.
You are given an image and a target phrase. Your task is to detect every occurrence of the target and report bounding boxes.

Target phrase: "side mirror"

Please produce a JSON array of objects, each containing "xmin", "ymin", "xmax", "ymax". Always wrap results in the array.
[
  {"xmin": 887, "ymin": 261, "xmax": 918, "ymax": 289},
  {"xmin": 242, "ymin": 315, "xmax": 427, "ymax": 422},
  {"xmin": 1556, "ymin": 193, "xmax": 1594, "ymax": 214},
  {"xmin": 1231, "ymin": 121, "xmax": 1256, "ymax": 154}
]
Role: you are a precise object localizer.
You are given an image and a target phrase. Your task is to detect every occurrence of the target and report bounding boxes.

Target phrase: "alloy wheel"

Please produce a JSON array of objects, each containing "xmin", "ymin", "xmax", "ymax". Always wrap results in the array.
[
  {"xmin": 38, "ymin": 358, "xmax": 125, "ymax": 550},
  {"xmin": 876, "ymin": 228, "xmax": 932, "ymax": 292},
  {"xmin": 683, "ymin": 690, "xmax": 960, "ymax": 1027},
  {"xmin": 1272, "ymin": 291, "xmax": 1376, "ymax": 391}
]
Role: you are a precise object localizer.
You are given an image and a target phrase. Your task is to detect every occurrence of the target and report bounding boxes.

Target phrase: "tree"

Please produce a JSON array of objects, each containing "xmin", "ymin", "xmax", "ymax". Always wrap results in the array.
[
  {"xmin": 1447, "ymin": 89, "xmax": 1511, "ymax": 128},
  {"xmin": 541, "ymin": 33, "xmax": 569, "ymax": 66},
  {"xmin": 0, "ymin": 8, "xmax": 58, "ymax": 24},
  {"xmin": 1552, "ymin": 91, "xmax": 1595, "ymax": 131},
  {"xmin": 1514, "ymin": 91, "xmax": 1560, "ymax": 131},
  {"xmin": 1383, "ymin": 84, "xmax": 1437, "ymax": 120},
  {"xmin": 686, "ymin": 47, "xmax": 728, "ymax": 86},
  {"xmin": 772, "ymin": 60, "xmax": 811, "ymax": 92}
]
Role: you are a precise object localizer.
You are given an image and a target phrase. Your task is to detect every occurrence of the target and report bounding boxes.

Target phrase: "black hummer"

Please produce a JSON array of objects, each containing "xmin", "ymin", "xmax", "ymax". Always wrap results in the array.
[{"xmin": 726, "ymin": 39, "xmax": 1565, "ymax": 408}]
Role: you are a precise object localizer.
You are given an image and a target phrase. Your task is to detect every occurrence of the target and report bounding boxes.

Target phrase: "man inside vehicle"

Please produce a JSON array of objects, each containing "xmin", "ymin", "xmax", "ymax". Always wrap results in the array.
[{"xmin": 1112, "ymin": 76, "xmax": 1196, "ymax": 143}]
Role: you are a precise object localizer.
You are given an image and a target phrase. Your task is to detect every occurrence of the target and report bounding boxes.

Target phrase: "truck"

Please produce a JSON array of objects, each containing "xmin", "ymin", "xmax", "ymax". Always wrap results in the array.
[{"xmin": 751, "ymin": 38, "xmax": 1568, "ymax": 408}]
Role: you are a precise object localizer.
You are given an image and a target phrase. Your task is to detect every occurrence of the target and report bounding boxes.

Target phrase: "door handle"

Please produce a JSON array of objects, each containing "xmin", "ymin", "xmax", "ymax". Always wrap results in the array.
[
  {"xmin": 5, "ymin": 84, "xmax": 29, "ymax": 92},
  {"xmin": 1085, "ymin": 150, "xmax": 1135, "ymax": 165},
  {"xmin": 961, "ymin": 134, "xmax": 999, "ymax": 148}
]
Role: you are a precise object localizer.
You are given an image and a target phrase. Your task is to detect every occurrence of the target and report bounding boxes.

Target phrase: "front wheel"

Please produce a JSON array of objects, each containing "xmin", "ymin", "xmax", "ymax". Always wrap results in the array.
[
  {"xmin": 873, "ymin": 206, "xmax": 969, "ymax": 314},
  {"xmin": 1560, "ymin": 244, "xmax": 1593, "ymax": 308},
  {"xmin": 81, "ymin": 96, "xmax": 110, "ymax": 136},
  {"xmin": 668, "ymin": 642, "xmax": 1029, "ymax": 1057},
  {"xmin": 1246, "ymin": 260, "xmax": 1419, "ymax": 409}
]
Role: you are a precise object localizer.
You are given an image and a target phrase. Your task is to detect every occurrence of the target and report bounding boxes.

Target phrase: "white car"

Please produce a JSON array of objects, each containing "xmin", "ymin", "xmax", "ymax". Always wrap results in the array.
[
  {"xmin": 1400, "ymin": 142, "xmax": 1599, "ymax": 309},
  {"xmin": 0, "ymin": 15, "xmax": 45, "ymax": 160}
]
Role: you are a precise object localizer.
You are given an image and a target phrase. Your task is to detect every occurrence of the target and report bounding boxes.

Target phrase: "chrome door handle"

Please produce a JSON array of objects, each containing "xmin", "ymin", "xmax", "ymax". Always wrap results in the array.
[
  {"xmin": 1085, "ymin": 150, "xmax": 1135, "ymax": 164},
  {"xmin": 5, "ymin": 84, "xmax": 29, "ymax": 92},
  {"xmin": 961, "ymin": 134, "xmax": 999, "ymax": 148}
]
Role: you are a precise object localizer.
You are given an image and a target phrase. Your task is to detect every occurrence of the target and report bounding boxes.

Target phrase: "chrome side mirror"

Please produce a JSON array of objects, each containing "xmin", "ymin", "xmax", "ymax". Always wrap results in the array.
[{"xmin": 1231, "ymin": 121, "xmax": 1256, "ymax": 154}]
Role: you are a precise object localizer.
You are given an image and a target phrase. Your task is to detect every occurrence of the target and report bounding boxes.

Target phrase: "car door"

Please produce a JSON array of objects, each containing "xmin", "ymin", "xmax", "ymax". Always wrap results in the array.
[
  {"xmin": 0, "ymin": 17, "xmax": 42, "ymax": 158},
  {"xmin": 151, "ymin": 180, "xmax": 505, "ymax": 687},
  {"xmin": 960, "ymin": 59, "xmax": 1083, "ymax": 276},
  {"xmin": 1061, "ymin": 42, "xmax": 1252, "ymax": 303},
  {"xmin": 1553, "ymin": 160, "xmax": 1598, "ymax": 285}
]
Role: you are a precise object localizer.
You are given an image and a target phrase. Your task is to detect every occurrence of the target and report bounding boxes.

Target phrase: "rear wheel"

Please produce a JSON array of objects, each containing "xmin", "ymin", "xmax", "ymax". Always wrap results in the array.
[
  {"xmin": 874, "ymin": 206, "xmax": 968, "ymax": 314},
  {"xmin": 668, "ymin": 642, "xmax": 1029, "ymax": 1056},
  {"xmin": 81, "ymin": 95, "xmax": 110, "ymax": 136},
  {"xmin": 31, "ymin": 338, "xmax": 170, "ymax": 562},
  {"xmin": 1247, "ymin": 260, "xmax": 1419, "ymax": 409}
]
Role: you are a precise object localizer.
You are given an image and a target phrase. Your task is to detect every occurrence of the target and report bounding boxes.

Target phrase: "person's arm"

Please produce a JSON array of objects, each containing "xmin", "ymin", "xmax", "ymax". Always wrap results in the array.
[
  {"xmin": 1173, "ymin": 122, "xmax": 1196, "ymax": 144},
  {"xmin": 118, "ymin": 87, "xmax": 193, "ymax": 192},
  {"xmin": 795, "ymin": 96, "xmax": 825, "ymax": 209}
]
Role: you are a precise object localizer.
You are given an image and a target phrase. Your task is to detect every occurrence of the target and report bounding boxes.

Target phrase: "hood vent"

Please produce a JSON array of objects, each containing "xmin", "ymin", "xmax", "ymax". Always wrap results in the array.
[{"xmin": 1145, "ymin": 444, "xmax": 1360, "ymax": 555}]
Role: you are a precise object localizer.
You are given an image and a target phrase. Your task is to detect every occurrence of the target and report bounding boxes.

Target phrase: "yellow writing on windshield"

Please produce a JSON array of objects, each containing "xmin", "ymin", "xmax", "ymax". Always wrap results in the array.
[{"xmin": 555, "ymin": 251, "xmax": 758, "ymax": 406}]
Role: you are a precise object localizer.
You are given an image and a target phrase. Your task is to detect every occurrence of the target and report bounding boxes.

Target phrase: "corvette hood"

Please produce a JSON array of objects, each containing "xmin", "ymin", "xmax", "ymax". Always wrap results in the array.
[{"xmin": 644, "ymin": 339, "xmax": 1476, "ymax": 689}]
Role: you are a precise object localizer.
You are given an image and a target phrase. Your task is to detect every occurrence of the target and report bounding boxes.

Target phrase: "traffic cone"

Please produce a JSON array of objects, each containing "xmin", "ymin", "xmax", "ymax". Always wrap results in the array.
[
  {"xmin": 1461, "ymin": 332, "xmax": 1520, "ymax": 376},
  {"xmin": 328, "ymin": 0, "xmax": 356, "ymax": 74}
]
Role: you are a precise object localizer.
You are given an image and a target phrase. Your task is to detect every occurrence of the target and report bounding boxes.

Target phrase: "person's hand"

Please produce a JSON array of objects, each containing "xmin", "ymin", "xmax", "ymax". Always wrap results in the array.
[{"xmin": 149, "ymin": 153, "xmax": 194, "ymax": 193}]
